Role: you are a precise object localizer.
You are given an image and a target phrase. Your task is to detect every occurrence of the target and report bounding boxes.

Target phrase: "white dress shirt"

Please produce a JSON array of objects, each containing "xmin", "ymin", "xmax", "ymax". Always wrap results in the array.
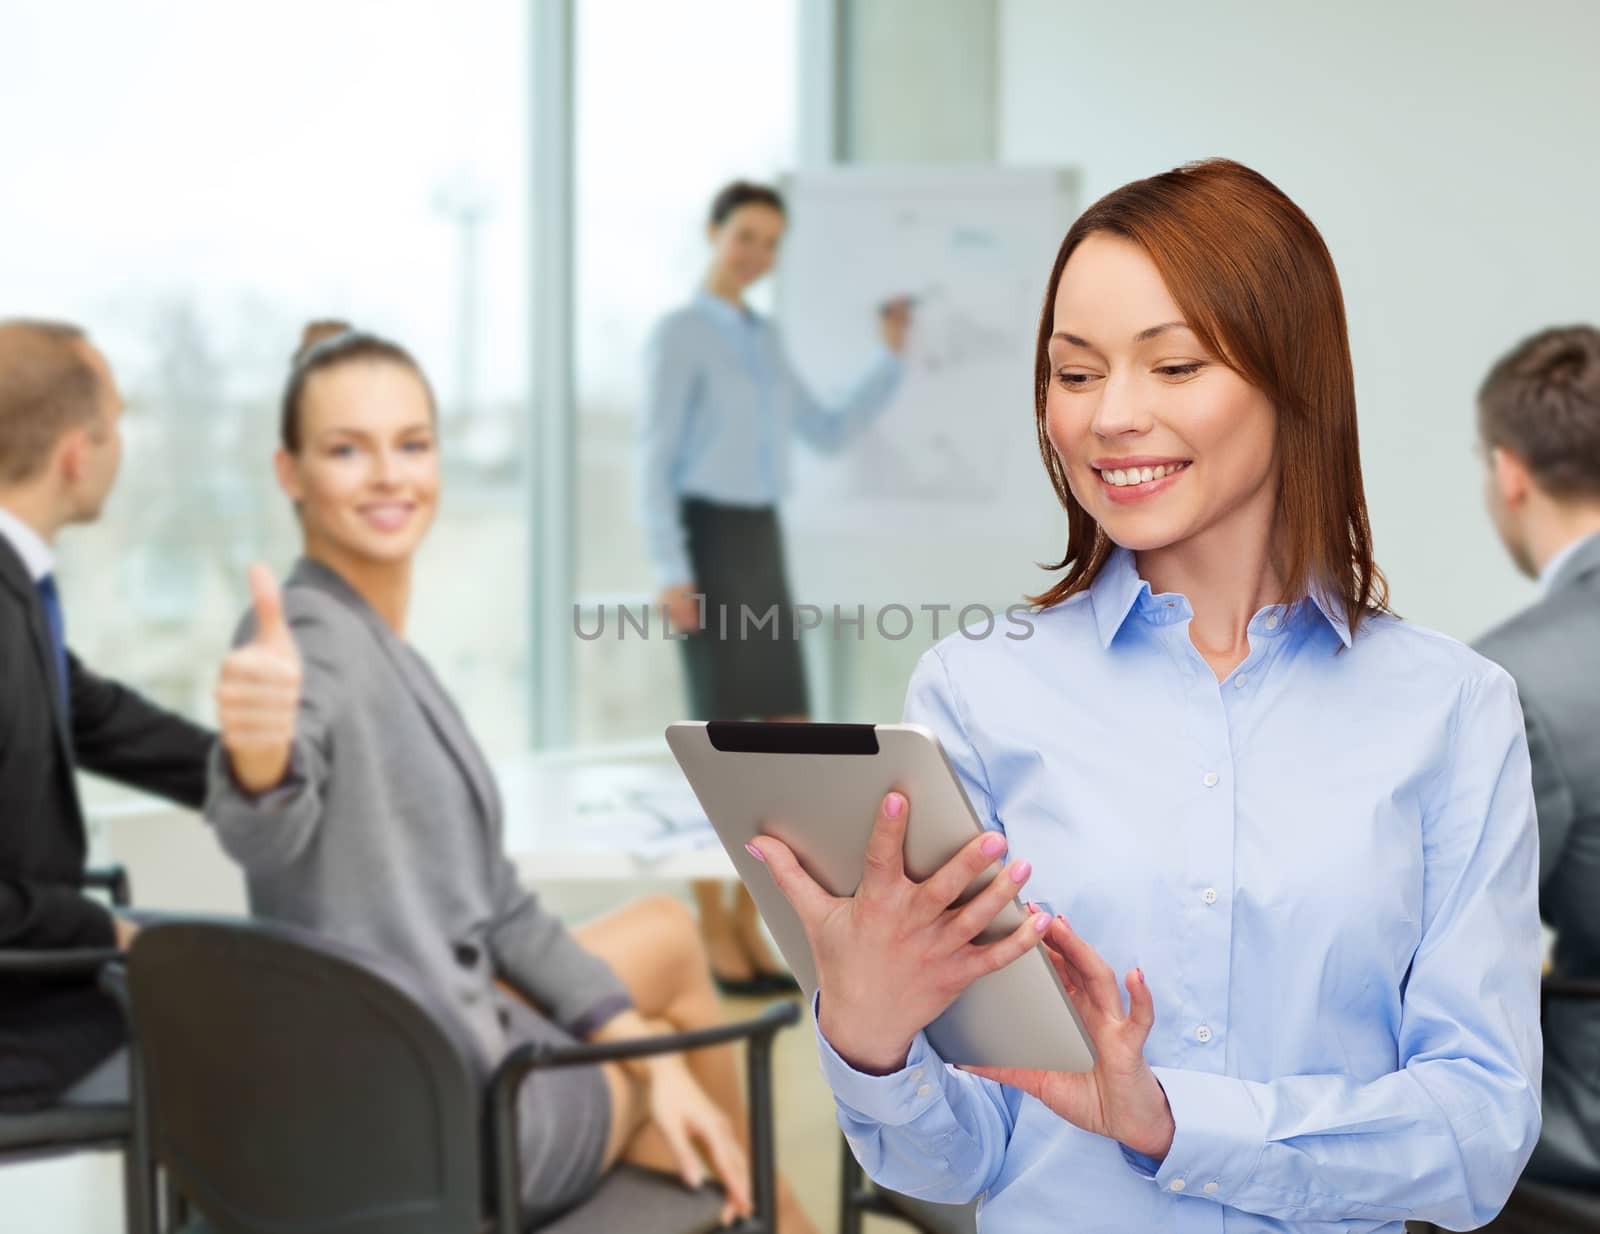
[{"xmin": 0, "ymin": 503, "xmax": 54, "ymax": 581}]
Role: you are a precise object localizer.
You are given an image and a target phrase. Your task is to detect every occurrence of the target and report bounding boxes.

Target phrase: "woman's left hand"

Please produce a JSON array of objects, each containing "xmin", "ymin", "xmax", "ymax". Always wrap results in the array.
[{"xmin": 961, "ymin": 914, "xmax": 1176, "ymax": 1159}]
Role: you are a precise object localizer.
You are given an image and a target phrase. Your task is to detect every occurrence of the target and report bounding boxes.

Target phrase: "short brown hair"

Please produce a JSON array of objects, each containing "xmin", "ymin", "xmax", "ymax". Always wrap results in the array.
[
  {"xmin": 1028, "ymin": 159, "xmax": 1388, "ymax": 636},
  {"xmin": 0, "ymin": 319, "xmax": 101, "ymax": 486},
  {"xmin": 708, "ymin": 180, "xmax": 785, "ymax": 227},
  {"xmin": 1477, "ymin": 325, "xmax": 1600, "ymax": 500}
]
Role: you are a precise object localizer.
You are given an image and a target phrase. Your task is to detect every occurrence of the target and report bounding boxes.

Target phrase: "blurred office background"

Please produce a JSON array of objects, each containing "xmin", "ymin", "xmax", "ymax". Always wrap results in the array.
[
  {"xmin": 11, "ymin": 0, "xmax": 1597, "ymax": 776},
  {"xmin": 3, "ymin": 0, "xmax": 1598, "ymax": 1228}
]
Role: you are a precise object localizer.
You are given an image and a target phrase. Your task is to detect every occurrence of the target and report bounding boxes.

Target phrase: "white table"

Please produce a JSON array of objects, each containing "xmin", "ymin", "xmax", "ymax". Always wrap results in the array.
[
  {"xmin": 495, "ymin": 739, "xmax": 736, "ymax": 882},
  {"xmin": 91, "ymin": 739, "xmax": 737, "ymax": 900}
]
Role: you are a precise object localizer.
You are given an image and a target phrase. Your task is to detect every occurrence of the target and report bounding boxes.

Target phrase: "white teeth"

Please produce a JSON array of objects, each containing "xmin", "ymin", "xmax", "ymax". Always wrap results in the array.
[{"xmin": 1101, "ymin": 462, "xmax": 1187, "ymax": 486}]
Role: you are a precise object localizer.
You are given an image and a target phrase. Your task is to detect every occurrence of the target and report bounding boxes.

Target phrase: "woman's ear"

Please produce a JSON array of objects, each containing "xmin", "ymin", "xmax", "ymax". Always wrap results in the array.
[
  {"xmin": 1491, "ymin": 446, "xmax": 1531, "ymax": 509},
  {"xmin": 273, "ymin": 447, "xmax": 303, "ymax": 503}
]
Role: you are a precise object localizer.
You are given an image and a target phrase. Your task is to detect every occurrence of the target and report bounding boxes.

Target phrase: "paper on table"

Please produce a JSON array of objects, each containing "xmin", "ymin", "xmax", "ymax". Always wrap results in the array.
[
  {"xmin": 623, "ymin": 783, "xmax": 710, "ymax": 829},
  {"xmin": 568, "ymin": 771, "xmax": 716, "ymax": 861},
  {"xmin": 620, "ymin": 782, "xmax": 718, "ymax": 860},
  {"xmin": 498, "ymin": 757, "xmax": 719, "ymax": 863}
]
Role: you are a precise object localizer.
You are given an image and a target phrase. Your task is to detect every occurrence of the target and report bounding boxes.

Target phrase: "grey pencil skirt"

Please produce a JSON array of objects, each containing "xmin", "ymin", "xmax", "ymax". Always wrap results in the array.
[
  {"xmin": 678, "ymin": 497, "xmax": 810, "ymax": 721},
  {"xmin": 500, "ymin": 991, "xmax": 613, "ymax": 1224}
]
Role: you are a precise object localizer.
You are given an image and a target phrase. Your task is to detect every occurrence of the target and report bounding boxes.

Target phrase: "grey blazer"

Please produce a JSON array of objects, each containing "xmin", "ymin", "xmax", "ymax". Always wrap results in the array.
[
  {"xmin": 1476, "ymin": 532, "xmax": 1600, "ymax": 1188},
  {"xmin": 205, "ymin": 558, "xmax": 631, "ymax": 1072}
]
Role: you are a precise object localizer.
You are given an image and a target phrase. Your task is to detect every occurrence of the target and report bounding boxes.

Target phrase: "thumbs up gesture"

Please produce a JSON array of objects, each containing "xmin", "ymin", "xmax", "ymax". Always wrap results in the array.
[{"xmin": 216, "ymin": 564, "xmax": 303, "ymax": 794}]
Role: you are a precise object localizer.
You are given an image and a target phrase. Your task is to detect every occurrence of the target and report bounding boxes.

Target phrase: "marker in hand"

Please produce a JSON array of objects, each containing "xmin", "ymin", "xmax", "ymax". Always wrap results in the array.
[{"xmin": 215, "ymin": 564, "xmax": 303, "ymax": 795}]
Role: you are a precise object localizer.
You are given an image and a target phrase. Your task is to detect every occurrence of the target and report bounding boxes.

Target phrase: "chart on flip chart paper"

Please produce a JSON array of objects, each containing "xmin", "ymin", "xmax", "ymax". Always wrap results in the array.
[{"xmin": 777, "ymin": 167, "xmax": 1080, "ymax": 608}]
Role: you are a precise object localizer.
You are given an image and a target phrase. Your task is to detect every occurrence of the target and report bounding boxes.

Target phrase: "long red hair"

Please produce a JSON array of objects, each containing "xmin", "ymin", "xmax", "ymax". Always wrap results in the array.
[{"xmin": 1028, "ymin": 159, "xmax": 1388, "ymax": 635}]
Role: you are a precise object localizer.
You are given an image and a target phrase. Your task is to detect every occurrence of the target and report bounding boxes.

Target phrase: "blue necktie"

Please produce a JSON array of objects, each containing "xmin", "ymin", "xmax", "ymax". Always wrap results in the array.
[{"xmin": 35, "ymin": 573, "xmax": 70, "ymax": 720}]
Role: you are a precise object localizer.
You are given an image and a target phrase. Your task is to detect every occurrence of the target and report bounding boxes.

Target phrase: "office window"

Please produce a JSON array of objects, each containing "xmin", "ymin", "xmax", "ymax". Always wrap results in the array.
[
  {"xmin": 572, "ymin": 0, "xmax": 799, "ymax": 743},
  {"xmin": 4, "ymin": 0, "xmax": 533, "ymax": 804}
]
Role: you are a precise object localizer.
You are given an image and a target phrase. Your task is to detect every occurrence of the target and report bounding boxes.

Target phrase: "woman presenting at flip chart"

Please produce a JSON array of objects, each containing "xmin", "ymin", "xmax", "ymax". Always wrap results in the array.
[
  {"xmin": 638, "ymin": 179, "xmax": 911, "ymax": 994},
  {"xmin": 748, "ymin": 160, "xmax": 1542, "ymax": 1232}
]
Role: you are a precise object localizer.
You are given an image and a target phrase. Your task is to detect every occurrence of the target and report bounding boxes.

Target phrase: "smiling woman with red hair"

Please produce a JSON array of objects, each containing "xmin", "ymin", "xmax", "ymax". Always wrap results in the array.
[{"xmin": 749, "ymin": 160, "xmax": 1543, "ymax": 1233}]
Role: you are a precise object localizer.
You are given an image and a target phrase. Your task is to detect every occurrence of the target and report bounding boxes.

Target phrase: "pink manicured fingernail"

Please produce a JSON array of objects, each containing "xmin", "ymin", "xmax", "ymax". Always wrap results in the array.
[
  {"xmin": 1009, "ymin": 860, "xmax": 1032, "ymax": 885},
  {"xmin": 980, "ymin": 833, "xmax": 1006, "ymax": 858},
  {"xmin": 1033, "ymin": 913, "xmax": 1050, "ymax": 934},
  {"xmin": 744, "ymin": 843, "xmax": 766, "ymax": 863},
  {"xmin": 1025, "ymin": 900, "xmax": 1039, "ymax": 913},
  {"xmin": 884, "ymin": 792, "xmax": 905, "ymax": 817},
  {"xmin": 1057, "ymin": 914, "xmax": 1070, "ymax": 930},
  {"xmin": 1136, "ymin": 967, "xmax": 1145, "ymax": 984}
]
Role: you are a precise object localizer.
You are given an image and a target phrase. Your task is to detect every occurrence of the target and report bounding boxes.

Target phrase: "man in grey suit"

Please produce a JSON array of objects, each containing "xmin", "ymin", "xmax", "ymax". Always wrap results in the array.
[{"xmin": 1475, "ymin": 324, "xmax": 1600, "ymax": 1197}]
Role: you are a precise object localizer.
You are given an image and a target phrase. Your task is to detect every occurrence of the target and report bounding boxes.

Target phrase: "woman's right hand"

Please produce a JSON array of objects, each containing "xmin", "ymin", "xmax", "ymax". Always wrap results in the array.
[
  {"xmin": 658, "ymin": 583, "xmax": 703, "ymax": 634},
  {"xmin": 216, "ymin": 565, "xmax": 303, "ymax": 794},
  {"xmin": 749, "ymin": 792, "xmax": 1050, "ymax": 1075},
  {"xmin": 642, "ymin": 1054, "xmax": 752, "ymax": 1225},
  {"xmin": 878, "ymin": 298, "xmax": 913, "ymax": 353}
]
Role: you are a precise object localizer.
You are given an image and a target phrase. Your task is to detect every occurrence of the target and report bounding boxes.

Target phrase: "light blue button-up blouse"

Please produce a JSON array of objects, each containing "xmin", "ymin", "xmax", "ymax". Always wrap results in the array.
[{"xmin": 816, "ymin": 546, "xmax": 1542, "ymax": 1233}]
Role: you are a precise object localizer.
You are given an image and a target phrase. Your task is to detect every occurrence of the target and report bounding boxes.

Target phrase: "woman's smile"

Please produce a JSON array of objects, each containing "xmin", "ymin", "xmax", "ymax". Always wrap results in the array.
[
  {"xmin": 355, "ymin": 499, "xmax": 417, "ymax": 533},
  {"xmin": 1090, "ymin": 458, "xmax": 1193, "ymax": 504}
]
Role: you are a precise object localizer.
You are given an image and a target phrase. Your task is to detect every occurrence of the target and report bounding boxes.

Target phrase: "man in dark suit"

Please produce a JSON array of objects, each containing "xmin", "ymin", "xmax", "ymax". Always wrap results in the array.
[
  {"xmin": 1475, "ymin": 324, "xmax": 1600, "ymax": 1201},
  {"xmin": 0, "ymin": 319, "xmax": 213, "ymax": 1111}
]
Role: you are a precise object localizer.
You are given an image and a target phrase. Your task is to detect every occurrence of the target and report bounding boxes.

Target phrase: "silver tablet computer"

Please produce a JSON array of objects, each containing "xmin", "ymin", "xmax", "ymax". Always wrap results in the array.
[{"xmin": 666, "ymin": 720, "xmax": 1095, "ymax": 1074}]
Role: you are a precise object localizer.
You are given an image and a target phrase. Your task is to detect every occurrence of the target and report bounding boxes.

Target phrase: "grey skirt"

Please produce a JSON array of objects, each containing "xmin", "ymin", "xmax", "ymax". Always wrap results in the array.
[
  {"xmin": 500, "ymin": 991, "xmax": 612, "ymax": 1223},
  {"xmin": 678, "ymin": 497, "xmax": 810, "ymax": 721}
]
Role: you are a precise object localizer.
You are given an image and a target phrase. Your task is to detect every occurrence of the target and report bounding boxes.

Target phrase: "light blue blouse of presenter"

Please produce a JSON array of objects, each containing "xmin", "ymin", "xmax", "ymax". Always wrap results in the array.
[
  {"xmin": 818, "ymin": 546, "xmax": 1543, "ymax": 1233},
  {"xmin": 637, "ymin": 289, "xmax": 903, "ymax": 588}
]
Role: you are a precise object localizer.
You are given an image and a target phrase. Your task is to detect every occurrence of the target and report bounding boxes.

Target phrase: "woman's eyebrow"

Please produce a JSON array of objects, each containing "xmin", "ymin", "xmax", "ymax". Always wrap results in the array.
[
  {"xmin": 1052, "ymin": 321, "xmax": 1192, "ymax": 349},
  {"xmin": 1133, "ymin": 320, "xmax": 1191, "ymax": 342},
  {"xmin": 316, "ymin": 422, "xmax": 432, "ymax": 441}
]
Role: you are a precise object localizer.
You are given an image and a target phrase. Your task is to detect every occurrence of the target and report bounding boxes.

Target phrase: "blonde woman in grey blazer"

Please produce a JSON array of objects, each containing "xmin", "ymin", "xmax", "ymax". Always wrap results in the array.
[{"xmin": 206, "ymin": 323, "xmax": 819, "ymax": 1233}]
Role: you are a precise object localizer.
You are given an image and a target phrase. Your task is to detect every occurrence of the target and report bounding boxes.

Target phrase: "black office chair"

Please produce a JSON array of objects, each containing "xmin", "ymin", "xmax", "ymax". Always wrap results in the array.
[
  {"xmin": 114, "ymin": 919, "xmax": 799, "ymax": 1234},
  {"xmin": 0, "ymin": 866, "xmax": 149, "ymax": 1233},
  {"xmin": 839, "ymin": 1136, "xmax": 977, "ymax": 1234}
]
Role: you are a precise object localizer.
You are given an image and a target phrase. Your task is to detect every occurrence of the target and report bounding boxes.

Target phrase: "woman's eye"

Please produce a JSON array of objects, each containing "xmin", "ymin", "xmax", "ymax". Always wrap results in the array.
[
  {"xmin": 1156, "ymin": 363, "xmax": 1205, "ymax": 378},
  {"xmin": 328, "ymin": 444, "xmax": 356, "ymax": 458},
  {"xmin": 1056, "ymin": 370, "xmax": 1099, "ymax": 388},
  {"xmin": 402, "ymin": 440, "xmax": 433, "ymax": 454}
]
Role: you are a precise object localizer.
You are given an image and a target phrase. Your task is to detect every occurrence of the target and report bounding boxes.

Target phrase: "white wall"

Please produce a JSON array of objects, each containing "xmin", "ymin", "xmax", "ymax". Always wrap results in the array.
[
  {"xmin": 842, "ymin": 0, "xmax": 998, "ymax": 161},
  {"xmin": 1000, "ymin": 0, "xmax": 1600, "ymax": 641}
]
